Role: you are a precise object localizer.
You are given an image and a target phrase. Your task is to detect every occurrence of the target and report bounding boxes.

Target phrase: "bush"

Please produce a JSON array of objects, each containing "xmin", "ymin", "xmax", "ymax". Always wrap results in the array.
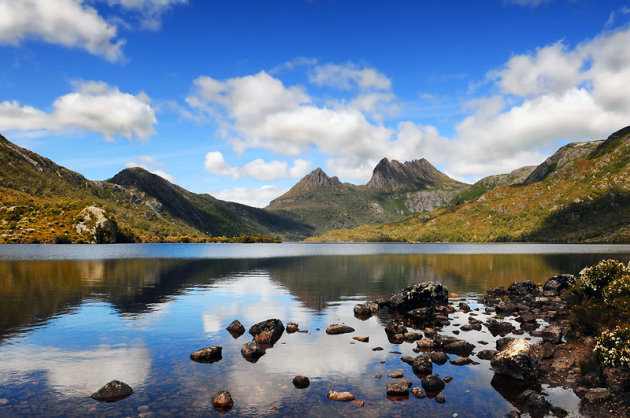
[
  {"xmin": 572, "ymin": 259, "xmax": 628, "ymax": 299},
  {"xmin": 594, "ymin": 326, "xmax": 630, "ymax": 367}
]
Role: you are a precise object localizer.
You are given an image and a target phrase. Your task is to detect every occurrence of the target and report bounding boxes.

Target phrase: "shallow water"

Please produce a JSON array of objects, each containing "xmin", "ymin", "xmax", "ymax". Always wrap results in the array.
[{"xmin": 1, "ymin": 243, "xmax": 629, "ymax": 416}]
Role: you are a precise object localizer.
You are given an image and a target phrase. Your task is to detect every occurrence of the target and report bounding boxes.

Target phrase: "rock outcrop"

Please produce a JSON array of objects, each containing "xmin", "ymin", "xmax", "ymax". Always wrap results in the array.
[
  {"xmin": 74, "ymin": 206, "xmax": 118, "ymax": 243},
  {"xmin": 491, "ymin": 339, "xmax": 540, "ymax": 381}
]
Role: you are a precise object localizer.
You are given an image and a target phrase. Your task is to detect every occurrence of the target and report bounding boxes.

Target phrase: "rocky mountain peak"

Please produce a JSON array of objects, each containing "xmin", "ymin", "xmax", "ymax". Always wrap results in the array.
[
  {"xmin": 366, "ymin": 157, "xmax": 450, "ymax": 191},
  {"xmin": 294, "ymin": 168, "xmax": 342, "ymax": 192}
]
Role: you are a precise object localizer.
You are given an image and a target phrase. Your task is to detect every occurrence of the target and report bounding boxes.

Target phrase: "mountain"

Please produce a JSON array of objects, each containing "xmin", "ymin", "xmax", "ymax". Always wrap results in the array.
[
  {"xmin": 313, "ymin": 127, "xmax": 630, "ymax": 243},
  {"xmin": 267, "ymin": 158, "xmax": 469, "ymax": 235},
  {"xmin": 0, "ymin": 133, "xmax": 312, "ymax": 243}
]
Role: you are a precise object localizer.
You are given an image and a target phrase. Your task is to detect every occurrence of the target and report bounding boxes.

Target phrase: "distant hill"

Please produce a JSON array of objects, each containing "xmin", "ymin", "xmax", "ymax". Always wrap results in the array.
[
  {"xmin": 267, "ymin": 158, "xmax": 469, "ymax": 235},
  {"xmin": 0, "ymin": 134, "xmax": 312, "ymax": 243},
  {"xmin": 312, "ymin": 127, "xmax": 630, "ymax": 243}
]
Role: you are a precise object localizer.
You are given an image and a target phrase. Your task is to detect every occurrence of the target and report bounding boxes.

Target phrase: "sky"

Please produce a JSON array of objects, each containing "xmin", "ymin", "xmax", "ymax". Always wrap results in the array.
[{"xmin": 1, "ymin": 0, "xmax": 630, "ymax": 207}]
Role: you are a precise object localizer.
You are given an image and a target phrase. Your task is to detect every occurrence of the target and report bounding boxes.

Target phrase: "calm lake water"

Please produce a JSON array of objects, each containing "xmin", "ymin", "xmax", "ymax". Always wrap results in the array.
[{"xmin": 1, "ymin": 243, "xmax": 630, "ymax": 417}]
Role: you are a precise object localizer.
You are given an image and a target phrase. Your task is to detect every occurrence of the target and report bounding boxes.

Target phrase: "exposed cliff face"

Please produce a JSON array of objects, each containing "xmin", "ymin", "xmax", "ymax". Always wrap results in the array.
[
  {"xmin": 522, "ymin": 141, "xmax": 603, "ymax": 185},
  {"xmin": 366, "ymin": 158, "xmax": 462, "ymax": 191},
  {"xmin": 270, "ymin": 168, "xmax": 342, "ymax": 205}
]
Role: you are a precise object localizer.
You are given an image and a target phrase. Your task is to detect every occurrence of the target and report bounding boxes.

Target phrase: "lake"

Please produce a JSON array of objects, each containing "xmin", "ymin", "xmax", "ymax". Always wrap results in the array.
[{"xmin": 1, "ymin": 243, "xmax": 630, "ymax": 417}]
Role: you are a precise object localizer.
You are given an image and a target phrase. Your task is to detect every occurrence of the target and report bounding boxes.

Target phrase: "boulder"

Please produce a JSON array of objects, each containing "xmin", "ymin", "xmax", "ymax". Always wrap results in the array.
[
  {"xmin": 508, "ymin": 280, "xmax": 540, "ymax": 297},
  {"xmin": 401, "ymin": 356, "xmax": 415, "ymax": 365},
  {"xmin": 326, "ymin": 324, "xmax": 355, "ymax": 335},
  {"xmin": 292, "ymin": 376, "xmax": 310, "ymax": 389},
  {"xmin": 450, "ymin": 357, "xmax": 473, "ymax": 366},
  {"xmin": 249, "ymin": 319, "xmax": 284, "ymax": 344},
  {"xmin": 421, "ymin": 375, "xmax": 445, "ymax": 394},
  {"xmin": 91, "ymin": 380, "xmax": 133, "ymax": 402},
  {"xmin": 491, "ymin": 339, "xmax": 540, "ymax": 380},
  {"xmin": 388, "ymin": 282, "xmax": 449, "ymax": 312},
  {"xmin": 416, "ymin": 337, "xmax": 434, "ymax": 349},
  {"xmin": 212, "ymin": 391, "xmax": 234, "ymax": 411},
  {"xmin": 412, "ymin": 353, "xmax": 433, "ymax": 375},
  {"xmin": 517, "ymin": 389, "xmax": 551, "ymax": 413},
  {"xmin": 584, "ymin": 388, "xmax": 610, "ymax": 402},
  {"xmin": 406, "ymin": 307, "xmax": 434, "ymax": 321},
  {"xmin": 385, "ymin": 320, "xmax": 408, "ymax": 335},
  {"xmin": 189, "ymin": 346, "xmax": 222, "ymax": 363},
  {"xmin": 443, "ymin": 340, "xmax": 474, "ymax": 357},
  {"xmin": 496, "ymin": 337, "xmax": 515, "ymax": 351},
  {"xmin": 226, "ymin": 320, "xmax": 245, "ymax": 337},
  {"xmin": 75, "ymin": 206, "xmax": 118, "ymax": 244},
  {"xmin": 461, "ymin": 323, "xmax": 482, "ymax": 332},
  {"xmin": 541, "ymin": 325, "xmax": 563, "ymax": 344},
  {"xmin": 477, "ymin": 349, "xmax": 498, "ymax": 360},
  {"xmin": 404, "ymin": 332, "xmax": 423, "ymax": 342},
  {"xmin": 458, "ymin": 302, "xmax": 471, "ymax": 312},
  {"xmin": 386, "ymin": 379, "xmax": 412, "ymax": 396},
  {"xmin": 327, "ymin": 391, "xmax": 355, "ymax": 402},
  {"xmin": 485, "ymin": 319, "xmax": 515, "ymax": 336},
  {"xmin": 354, "ymin": 302, "xmax": 379, "ymax": 317},
  {"xmin": 353, "ymin": 335, "xmax": 369, "ymax": 343},
  {"xmin": 543, "ymin": 274, "xmax": 576, "ymax": 295},
  {"xmin": 241, "ymin": 341, "xmax": 266, "ymax": 361},
  {"xmin": 286, "ymin": 322, "xmax": 299, "ymax": 333},
  {"xmin": 429, "ymin": 351, "xmax": 449, "ymax": 365}
]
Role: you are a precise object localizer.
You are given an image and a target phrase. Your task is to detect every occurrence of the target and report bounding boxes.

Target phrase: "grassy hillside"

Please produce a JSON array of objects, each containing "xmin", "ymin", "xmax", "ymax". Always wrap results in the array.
[
  {"xmin": 0, "ymin": 134, "xmax": 311, "ymax": 243},
  {"xmin": 311, "ymin": 127, "xmax": 630, "ymax": 243}
]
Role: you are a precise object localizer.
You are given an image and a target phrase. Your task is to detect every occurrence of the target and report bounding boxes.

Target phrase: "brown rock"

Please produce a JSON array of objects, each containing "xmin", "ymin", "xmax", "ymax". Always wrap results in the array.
[
  {"xmin": 491, "ymin": 339, "xmax": 540, "ymax": 380},
  {"xmin": 189, "ymin": 346, "xmax": 222, "ymax": 363},
  {"xmin": 435, "ymin": 393, "xmax": 446, "ymax": 403},
  {"xmin": 326, "ymin": 324, "xmax": 355, "ymax": 335},
  {"xmin": 388, "ymin": 370, "xmax": 404, "ymax": 378},
  {"xmin": 249, "ymin": 319, "xmax": 284, "ymax": 344},
  {"xmin": 91, "ymin": 380, "xmax": 133, "ymax": 402},
  {"xmin": 450, "ymin": 357, "xmax": 473, "ymax": 366},
  {"xmin": 327, "ymin": 391, "xmax": 355, "ymax": 402},
  {"xmin": 353, "ymin": 335, "xmax": 369, "ymax": 342},
  {"xmin": 226, "ymin": 320, "xmax": 245, "ymax": 336},
  {"xmin": 411, "ymin": 387, "xmax": 425, "ymax": 398},
  {"xmin": 292, "ymin": 376, "xmax": 310, "ymax": 389},
  {"xmin": 241, "ymin": 341, "xmax": 266, "ymax": 361},
  {"xmin": 212, "ymin": 391, "xmax": 233, "ymax": 411},
  {"xmin": 286, "ymin": 322, "xmax": 299, "ymax": 333},
  {"xmin": 386, "ymin": 379, "xmax": 412, "ymax": 395}
]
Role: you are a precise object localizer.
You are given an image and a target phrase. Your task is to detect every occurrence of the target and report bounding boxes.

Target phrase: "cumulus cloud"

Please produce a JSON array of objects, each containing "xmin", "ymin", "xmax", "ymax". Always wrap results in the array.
[
  {"xmin": 0, "ymin": 81, "xmax": 157, "ymax": 141},
  {"xmin": 126, "ymin": 155, "xmax": 175, "ymax": 182},
  {"xmin": 103, "ymin": 0, "xmax": 188, "ymax": 30},
  {"xmin": 309, "ymin": 62, "xmax": 392, "ymax": 90},
  {"xmin": 0, "ymin": 0, "xmax": 124, "ymax": 61},
  {"xmin": 209, "ymin": 185, "xmax": 290, "ymax": 208},
  {"xmin": 204, "ymin": 151, "xmax": 311, "ymax": 181}
]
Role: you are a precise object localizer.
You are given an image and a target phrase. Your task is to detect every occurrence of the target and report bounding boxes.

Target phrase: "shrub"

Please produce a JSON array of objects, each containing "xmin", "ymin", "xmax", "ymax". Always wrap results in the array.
[
  {"xmin": 594, "ymin": 326, "xmax": 630, "ymax": 367},
  {"xmin": 572, "ymin": 259, "xmax": 628, "ymax": 299}
]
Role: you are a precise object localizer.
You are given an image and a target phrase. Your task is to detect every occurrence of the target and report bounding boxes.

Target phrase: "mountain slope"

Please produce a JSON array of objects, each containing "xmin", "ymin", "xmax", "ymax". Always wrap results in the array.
[
  {"xmin": 313, "ymin": 127, "xmax": 630, "ymax": 243},
  {"xmin": 267, "ymin": 158, "xmax": 469, "ymax": 235},
  {"xmin": 0, "ymin": 133, "xmax": 311, "ymax": 242}
]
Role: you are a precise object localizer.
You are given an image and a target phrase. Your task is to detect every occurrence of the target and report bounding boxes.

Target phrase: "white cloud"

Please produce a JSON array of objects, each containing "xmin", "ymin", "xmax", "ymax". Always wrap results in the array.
[
  {"xmin": 126, "ymin": 155, "xmax": 175, "ymax": 182},
  {"xmin": 209, "ymin": 185, "xmax": 289, "ymax": 208},
  {"xmin": 0, "ymin": 81, "xmax": 157, "ymax": 141},
  {"xmin": 204, "ymin": 151, "xmax": 312, "ymax": 181},
  {"xmin": 103, "ymin": 0, "xmax": 187, "ymax": 30},
  {"xmin": 309, "ymin": 62, "xmax": 391, "ymax": 90},
  {"xmin": 0, "ymin": 0, "xmax": 124, "ymax": 61}
]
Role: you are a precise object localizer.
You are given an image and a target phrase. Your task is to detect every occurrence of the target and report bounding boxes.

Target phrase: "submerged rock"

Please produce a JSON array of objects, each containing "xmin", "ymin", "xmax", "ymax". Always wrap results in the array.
[
  {"xmin": 386, "ymin": 379, "xmax": 412, "ymax": 396},
  {"xmin": 412, "ymin": 353, "xmax": 433, "ymax": 375},
  {"xmin": 429, "ymin": 351, "xmax": 449, "ymax": 365},
  {"xmin": 226, "ymin": 320, "xmax": 245, "ymax": 336},
  {"xmin": 190, "ymin": 346, "xmax": 222, "ymax": 363},
  {"xmin": 292, "ymin": 376, "xmax": 310, "ymax": 389},
  {"xmin": 212, "ymin": 391, "xmax": 234, "ymax": 411},
  {"xmin": 443, "ymin": 340, "xmax": 474, "ymax": 357},
  {"xmin": 327, "ymin": 391, "xmax": 355, "ymax": 402},
  {"xmin": 326, "ymin": 324, "xmax": 355, "ymax": 335},
  {"xmin": 421, "ymin": 375, "xmax": 445, "ymax": 394},
  {"xmin": 388, "ymin": 282, "xmax": 449, "ymax": 312},
  {"xmin": 491, "ymin": 339, "xmax": 540, "ymax": 381},
  {"xmin": 91, "ymin": 380, "xmax": 133, "ymax": 402},
  {"xmin": 249, "ymin": 319, "xmax": 285, "ymax": 344},
  {"xmin": 435, "ymin": 393, "xmax": 446, "ymax": 403},
  {"xmin": 385, "ymin": 320, "xmax": 408, "ymax": 335},
  {"xmin": 241, "ymin": 341, "xmax": 266, "ymax": 361}
]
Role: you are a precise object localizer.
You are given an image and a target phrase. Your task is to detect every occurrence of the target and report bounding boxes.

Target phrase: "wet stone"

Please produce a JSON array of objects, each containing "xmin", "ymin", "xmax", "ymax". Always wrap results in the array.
[
  {"xmin": 401, "ymin": 356, "xmax": 415, "ymax": 365},
  {"xmin": 443, "ymin": 376, "xmax": 453, "ymax": 383},
  {"xmin": 327, "ymin": 391, "xmax": 355, "ymax": 402},
  {"xmin": 435, "ymin": 393, "xmax": 446, "ymax": 403},
  {"xmin": 241, "ymin": 341, "xmax": 266, "ymax": 361},
  {"xmin": 226, "ymin": 320, "xmax": 245, "ymax": 336},
  {"xmin": 450, "ymin": 357, "xmax": 473, "ymax": 366},
  {"xmin": 212, "ymin": 391, "xmax": 233, "ymax": 411},
  {"xmin": 353, "ymin": 335, "xmax": 369, "ymax": 342},
  {"xmin": 91, "ymin": 380, "xmax": 133, "ymax": 402},
  {"xmin": 421, "ymin": 375, "xmax": 445, "ymax": 394},
  {"xmin": 411, "ymin": 387, "xmax": 425, "ymax": 398},
  {"xmin": 286, "ymin": 322, "xmax": 299, "ymax": 333},
  {"xmin": 326, "ymin": 324, "xmax": 355, "ymax": 335},
  {"xmin": 372, "ymin": 347, "xmax": 384, "ymax": 351},
  {"xmin": 541, "ymin": 325, "xmax": 563, "ymax": 344},
  {"xmin": 412, "ymin": 353, "xmax": 433, "ymax": 375},
  {"xmin": 386, "ymin": 379, "xmax": 412, "ymax": 396},
  {"xmin": 496, "ymin": 337, "xmax": 515, "ymax": 351},
  {"xmin": 292, "ymin": 376, "xmax": 310, "ymax": 389},
  {"xmin": 388, "ymin": 370, "xmax": 404, "ymax": 378},
  {"xmin": 443, "ymin": 340, "xmax": 474, "ymax": 357},
  {"xmin": 429, "ymin": 351, "xmax": 449, "ymax": 365},
  {"xmin": 189, "ymin": 346, "xmax": 222, "ymax": 363},
  {"xmin": 385, "ymin": 320, "xmax": 408, "ymax": 335},
  {"xmin": 250, "ymin": 319, "xmax": 285, "ymax": 344},
  {"xmin": 477, "ymin": 349, "xmax": 498, "ymax": 360},
  {"xmin": 404, "ymin": 332, "xmax": 423, "ymax": 342}
]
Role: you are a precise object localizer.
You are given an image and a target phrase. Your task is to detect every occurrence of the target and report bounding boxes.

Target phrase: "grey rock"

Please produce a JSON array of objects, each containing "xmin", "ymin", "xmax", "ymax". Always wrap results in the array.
[
  {"xmin": 388, "ymin": 282, "xmax": 449, "ymax": 312},
  {"xmin": 491, "ymin": 339, "xmax": 540, "ymax": 380},
  {"xmin": 541, "ymin": 325, "xmax": 563, "ymax": 344},
  {"xmin": 412, "ymin": 353, "xmax": 433, "ymax": 375},
  {"xmin": 91, "ymin": 380, "xmax": 133, "ymax": 402},
  {"xmin": 241, "ymin": 341, "xmax": 266, "ymax": 360}
]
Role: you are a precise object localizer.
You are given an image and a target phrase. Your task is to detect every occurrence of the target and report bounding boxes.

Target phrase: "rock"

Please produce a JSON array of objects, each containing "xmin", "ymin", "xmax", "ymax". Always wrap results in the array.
[
  {"xmin": 416, "ymin": 337, "xmax": 434, "ymax": 349},
  {"xmin": 354, "ymin": 302, "xmax": 379, "ymax": 317},
  {"xmin": 458, "ymin": 302, "xmax": 471, "ymax": 312},
  {"xmin": 211, "ymin": 391, "xmax": 233, "ymax": 411},
  {"xmin": 411, "ymin": 387, "xmax": 425, "ymax": 398},
  {"xmin": 386, "ymin": 379, "xmax": 412, "ymax": 395},
  {"xmin": 461, "ymin": 324, "xmax": 482, "ymax": 331},
  {"xmin": 412, "ymin": 353, "xmax": 433, "ymax": 375},
  {"xmin": 485, "ymin": 319, "xmax": 515, "ymax": 336},
  {"xmin": 388, "ymin": 370, "xmax": 404, "ymax": 378},
  {"xmin": 584, "ymin": 388, "xmax": 610, "ymax": 402},
  {"xmin": 75, "ymin": 206, "xmax": 118, "ymax": 243},
  {"xmin": 401, "ymin": 356, "xmax": 415, "ymax": 365},
  {"xmin": 353, "ymin": 336, "xmax": 369, "ymax": 342},
  {"xmin": 388, "ymin": 282, "xmax": 449, "ymax": 312},
  {"xmin": 326, "ymin": 324, "xmax": 355, "ymax": 335},
  {"xmin": 432, "ymin": 334, "xmax": 459, "ymax": 348},
  {"xmin": 540, "ymin": 342, "xmax": 555, "ymax": 359},
  {"xmin": 541, "ymin": 325, "xmax": 563, "ymax": 344},
  {"xmin": 404, "ymin": 332, "xmax": 423, "ymax": 342},
  {"xmin": 226, "ymin": 319, "xmax": 245, "ymax": 336},
  {"xmin": 508, "ymin": 280, "xmax": 540, "ymax": 297},
  {"xmin": 450, "ymin": 357, "xmax": 473, "ymax": 366},
  {"xmin": 550, "ymin": 406, "xmax": 568, "ymax": 417},
  {"xmin": 385, "ymin": 320, "xmax": 408, "ymax": 335},
  {"xmin": 189, "ymin": 346, "xmax": 222, "ymax": 363},
  {"xmin": 429, "ymin": 351, "xmax": 449, "ymax": 365},
  {"xmin": 292, "ymin": 376, "xmax": 310, "ymax": 389},
  {"xmin": 491, "ymin": 339, "xmax": 540, "ymax": 381},
  {"xmin": 388, "ymin": 333, "xmax": 405, "ymax": 344},
  {"xmin": 435, "ymin": 393, "xmax": 446, "ymax": 403},
  {"xmin": 443, "ymin": 376, "xmax": 453, "ymax": 383},
  {"xmin": 424, "ymin": 327, "xmax": 437, "ymax": 337},
  {"xmin": 91, "ymin": 380, "xmax": 133, "ymax": 402},
  {"xmin": 372, "ymin": 347, "xmax": 384, "ymax": 351},
  {"xmin": 477, "ymin": 349, "xmax": 498, "ymax": 360},
  {"xmin": 517, "ymin": 389, "xmax": 550, "ymax": 412},
  {"xmin": 327, "ymin": 391, "xmax": 355, "ymax": 402},
  {"xmin": 496, "ymin": 301, "xmax": 519, "ymax": 315},
  {"xmin": 496, "ymin": 337, "xmax": 515, "ymax": 351},
  {"xmin": 249, "ymin": 319, "xmax": 285, "ymax": 344},
  {"xmin": 543, "ymin": 274, "xmax": 576, "ymax": 295},
  {"xmin": 421, "ymin": 375, "xmax": 445, "ymax": 394},
  {"xmin": 443, "ymin": 340, "xmax": 474, "ymax": 357},
  {"xmin": 407, "ymin": 307, "xmax": 434, "ymax": 321},
  {"xmin": 519, "ymin": 311, "xmax": 536, "ymax": 323},
  {"xmin": 241, "ymin": 341, "xmax": 266, "ymax": 361},
  {"xmin": 286, "ymin": 322, "xmax": 299, "ymax": 333}
]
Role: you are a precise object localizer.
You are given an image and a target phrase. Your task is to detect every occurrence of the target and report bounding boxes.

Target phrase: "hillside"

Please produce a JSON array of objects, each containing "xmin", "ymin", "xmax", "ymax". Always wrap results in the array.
[
  {"xmin": 0, "ymin": 134, "xmax": 312, "ymax": 243},
  {"xmin": 312, "ymin": 127, "xmax": 630, "ymax": 243},
  {"xmin": 266, "ymin": 158, "xmax": 469, "ymax": 235}
]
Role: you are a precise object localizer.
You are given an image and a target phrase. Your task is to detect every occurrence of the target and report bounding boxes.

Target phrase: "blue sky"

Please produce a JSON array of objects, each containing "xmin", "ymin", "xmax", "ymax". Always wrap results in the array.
[{"xmin": 1, "ymin": 0, "xmax": 630, "ymax": 207}]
